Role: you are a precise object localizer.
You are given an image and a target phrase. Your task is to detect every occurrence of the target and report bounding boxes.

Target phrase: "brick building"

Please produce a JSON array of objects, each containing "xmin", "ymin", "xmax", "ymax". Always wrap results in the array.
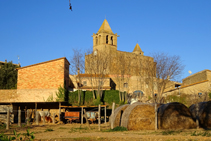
[{"xmin": 0, "ymin": 57, "xmax": 70, "ymax": 102}]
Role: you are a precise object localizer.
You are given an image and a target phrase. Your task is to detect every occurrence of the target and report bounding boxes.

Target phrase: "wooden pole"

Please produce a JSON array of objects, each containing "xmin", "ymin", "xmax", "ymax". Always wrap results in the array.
[
  {"xmin": 36, "ymin": 111, "xmax": 39, "ymax": 125},
  {"xmin": 83, "ymin": 109, "xmax": 91, "ymax": 129},
  {"xmin": 59, "ymin": 102, "xmax": 61, "ymax": 122},
  {"xmin": 98, "ymin": 104, "xmax": 101, "ymax": 131},
  {"xmin": 43, "ymin": 114, "xmax": 45, "ymax": 126},
  {"xmin": 6, "ymin": 107, "xmax": 10, "ymax": 130},
  {"xmin": 155, "ymin": 103, "xmax": 158, "ymax": 130},
  {"xmin": 27, "ymin": 109, "xmax": 30, "ymax": 126},
  {"xmin": 111, "ymin": 102, "xmax": 115, "ymax": 129},
  {"xmin": 35, "ymin": 103, "xmax": 37, "ymax": 123},
  {"xmin": 53, "ymin": 113, "xmax": 55, "ymax": 124},
  {"xmin": 196, "ymin": 103, "xmax": 199, "ymax": 129},
  {"xmin": 25, "ymin": 106, "xmax": 27, "ymax": 123},
  {"xmin": 18, "ymin": 107, "xmax": 21, "ymax": 127},
  {"xmin": 81, "ymin": 107, "xmax": 83, "ymax": 124},
  {"xmin": 104, "ymin": 105, "xmax": 107, "ymax": 124}
]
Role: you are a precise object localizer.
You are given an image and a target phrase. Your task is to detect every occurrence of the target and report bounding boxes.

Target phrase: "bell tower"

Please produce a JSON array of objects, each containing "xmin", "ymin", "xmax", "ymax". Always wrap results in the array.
[{"xmin": 92, "ymin": 19, "xmax": 119, "ymax": 52}]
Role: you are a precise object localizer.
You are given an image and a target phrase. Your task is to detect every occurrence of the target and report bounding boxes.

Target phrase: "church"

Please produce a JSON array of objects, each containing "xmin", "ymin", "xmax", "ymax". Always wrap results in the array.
[{"xmin": 76, "ymin": 19, "xmax": 158, "ymax": 99}]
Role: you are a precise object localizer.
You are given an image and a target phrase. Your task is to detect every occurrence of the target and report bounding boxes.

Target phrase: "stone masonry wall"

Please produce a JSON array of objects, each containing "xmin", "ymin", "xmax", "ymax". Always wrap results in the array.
[
  {"xmin": 17, "ymin": 57, "xmax": 68, "ymax": 89},
  {"xmin": 0, "ymin": 89, "xmax": 17, "ymax": 102},
  {"xmin": 183, "ymin": 70, "xmax": 207, "ymax": 86},
  {"xmin": 0, "ymin": 89, "xmax": 58, "ymax": 102}
]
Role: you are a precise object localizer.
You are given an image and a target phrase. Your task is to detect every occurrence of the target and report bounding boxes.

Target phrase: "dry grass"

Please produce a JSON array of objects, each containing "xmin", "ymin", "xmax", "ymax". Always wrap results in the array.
[
  {"xmin": 189, "ymin": 101, "xmax": 211, "ymax": 129},
  {"xmin": 158, "ymin": 102, "xmax": 196, "ymax": 129}
]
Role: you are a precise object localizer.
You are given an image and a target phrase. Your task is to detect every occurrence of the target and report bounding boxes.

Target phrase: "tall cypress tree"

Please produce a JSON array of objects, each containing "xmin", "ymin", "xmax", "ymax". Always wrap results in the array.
[{"xmin": 0, "ymin": 61, "xmax": 19, "ymax": 89}]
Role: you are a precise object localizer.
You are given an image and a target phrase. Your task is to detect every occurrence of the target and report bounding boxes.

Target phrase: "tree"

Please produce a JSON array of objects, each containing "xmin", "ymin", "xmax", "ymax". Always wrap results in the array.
[
  {"xmin": 152, "ymin": 53, "xmax": 184, "ymax": 101},
  {"xmin": 85, "ymin": 50, "xmax": 110, "ymax": 99},
  {"xmin": 69, "ymin": 49, "xmax": 85, "ymax": 104},
  {"xmin": 0, "ymin": 61, "xmax": 19, "ymax": 89}
]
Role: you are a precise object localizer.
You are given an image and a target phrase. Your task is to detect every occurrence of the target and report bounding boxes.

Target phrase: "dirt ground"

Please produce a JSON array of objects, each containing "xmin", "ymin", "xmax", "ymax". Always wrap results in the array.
[{"xmin": 2, "ymin": 123, "xmax": 211, "ymax": 141}]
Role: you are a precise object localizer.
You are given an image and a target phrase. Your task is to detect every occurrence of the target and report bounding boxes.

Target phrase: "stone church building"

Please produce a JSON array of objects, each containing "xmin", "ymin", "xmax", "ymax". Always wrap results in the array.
[{"xmin": 81, "ymin": 19, "xmax": 157, "ymax": 98}]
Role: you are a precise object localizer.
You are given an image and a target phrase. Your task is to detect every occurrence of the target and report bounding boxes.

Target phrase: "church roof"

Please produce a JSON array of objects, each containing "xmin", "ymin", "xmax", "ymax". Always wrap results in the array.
[
  {"xmin": 133, "ymin": 43, "xmax": 142, "ymax": 52},
  {"xmin": 97, "ymin": 19, "xmax": 113, "ymax": 34}
]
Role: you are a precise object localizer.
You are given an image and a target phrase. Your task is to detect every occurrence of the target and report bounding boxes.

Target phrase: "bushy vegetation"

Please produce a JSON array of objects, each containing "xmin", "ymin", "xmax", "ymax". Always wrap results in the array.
[
  {"xmin": 68, "ymin": 90, "xmax": 124, "ymax": 107},
  {"xmin": 0, "ymin": 129, "xmax": 35, "ymax": 141},
  {"xmin": 0, "ymin": 61, "xmax": 19, "ymax": 89},
  {"xmin": 104, "ymin": 126, "xmax": 128, "ymax": 132}
]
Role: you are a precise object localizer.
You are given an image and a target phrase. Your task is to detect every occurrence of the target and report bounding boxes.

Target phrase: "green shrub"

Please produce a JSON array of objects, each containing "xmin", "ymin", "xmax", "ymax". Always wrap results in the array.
[
  {"xmin": 209, "ymin": 92, "xmax": 211, "ymax": 99},
  {"xmin": 68, "ymin": 90, "xmax": 126, "ymax": 107},
  {"xmin": 56, "ymin": 86, "xmax": 65, "ymax": 102},
  {"xmin": 105, "ymin": 126, "xmax": 128, "ymax": 132}
]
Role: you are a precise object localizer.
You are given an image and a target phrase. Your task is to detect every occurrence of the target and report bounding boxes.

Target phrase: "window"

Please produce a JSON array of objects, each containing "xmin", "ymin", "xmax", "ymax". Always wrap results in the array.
[
  {"xmin": 124, "ymin": 83, "xmax": 128, "ymax": 88},
  {"xmin": 111, "ymin": 36, "xmax": 113, "ymax": 45},
  {"xmin": 99, "ymin": 35, "xmax": 101, "ymax": 44},
  {"xmin": 96, "ymin": 37, "xmax": 98, "ymax": 45},
  {"xmin": 83, "ymin": 81, "xmax": 87, "ymax": 86},
  {"xmin": 106, "ymin": 35, "xmax": 108, "ymax": 44}
]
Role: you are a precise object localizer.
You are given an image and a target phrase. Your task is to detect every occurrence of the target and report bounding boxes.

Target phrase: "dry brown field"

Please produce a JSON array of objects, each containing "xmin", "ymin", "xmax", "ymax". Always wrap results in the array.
[{"xmin": 2, "ymin": 123, "xmax": 211, "ymax": 141}]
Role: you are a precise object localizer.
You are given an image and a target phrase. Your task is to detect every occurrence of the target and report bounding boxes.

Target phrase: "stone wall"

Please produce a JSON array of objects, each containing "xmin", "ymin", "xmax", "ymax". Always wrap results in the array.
[
  {"xmin": 0, "ymin": 90, "xmax": 17, "ymax": 102},
  {"xmin": 17, "ymin": 57, "xmax": 69, "ymax": 90},
  {"xmin": 164, "ymin": 80, "xmax": 211, "ymax": 96},
  {"xmin": 0, "ymin": 89, "xmax": 58, "ymax": 102},
  {"xmin": 183, "ymin": 70, "xmax": 208, "ymax": 86}
]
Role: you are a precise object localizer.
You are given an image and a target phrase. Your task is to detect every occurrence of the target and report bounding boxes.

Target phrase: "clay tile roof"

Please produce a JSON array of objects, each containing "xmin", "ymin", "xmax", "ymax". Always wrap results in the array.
[
  {"xmin": 133, "ymin": 43, "xmax": 142, "ymax": 52},
  {"xmin": 97, "ymin": 19, "xmax": 113, "ymax": 34}
]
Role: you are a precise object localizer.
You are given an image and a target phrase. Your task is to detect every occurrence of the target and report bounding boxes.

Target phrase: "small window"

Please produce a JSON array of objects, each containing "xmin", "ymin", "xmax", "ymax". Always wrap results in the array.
[
  {"xmin": 111, "ymin": 36, "xmax": 113, "ymax": 45},
  {"xmin": 96, "ymin": 37, "xmax": 98, "ymax": 45},
  {"xmin": 83, "ymin": 81, "xmax": 87, "ymax": 86},
  {"xmin": 106, "ymin": 35, "xmax": 108, "ymax": 44},
  {"xmin": 124, "ymin": 83, "xmax": 128, "ymax": 88}
]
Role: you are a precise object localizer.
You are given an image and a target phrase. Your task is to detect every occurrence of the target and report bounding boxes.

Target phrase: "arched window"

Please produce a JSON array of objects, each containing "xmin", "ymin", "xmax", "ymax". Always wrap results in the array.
[
  {"xmin": 106, "ymin": 35, "xmax": 108, "ymax": 44},
  {"xmin": 111, "ymin": 36, "xmax": 113, "ymax": 45},
  {"xmin": 99, "ymin": 35, "xmax": 101, "ymax": 44},
  {"xmin": 96, "ymin": 36, "xmax": 98, "ymax": 45}
]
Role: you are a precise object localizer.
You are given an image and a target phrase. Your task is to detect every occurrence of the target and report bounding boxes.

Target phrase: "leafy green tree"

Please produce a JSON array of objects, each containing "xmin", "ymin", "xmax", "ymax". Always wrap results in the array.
[{"xmin": 0, "ymin": 61, "xmax": 19, "ymax": 89}]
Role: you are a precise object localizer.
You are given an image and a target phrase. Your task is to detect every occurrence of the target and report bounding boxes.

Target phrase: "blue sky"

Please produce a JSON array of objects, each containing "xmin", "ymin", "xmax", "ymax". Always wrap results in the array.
[{"xmin": 0, "ymin": 0, "xmax": 211, "ymax": 81}]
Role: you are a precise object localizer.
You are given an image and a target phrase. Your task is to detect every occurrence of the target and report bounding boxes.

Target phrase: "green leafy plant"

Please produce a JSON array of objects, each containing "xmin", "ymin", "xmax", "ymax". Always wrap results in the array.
[
  {"xmin": 0, "ymin": 123, "xmax": 6, "ymax": 129},
  {"xmin": 56, "ymin": 86, "xmax": 65, "ymax": 102},
  {"xmin": 209, "ymin": 92, "xmax": 211, "ymax": 99},
  {"xmin": 0, "ymin": 129, "xmax": 35, "ymax": 141},
  {"xmin": 45, "ymin": 128, "xmax": 54, "ymax": 132},
  {"xmin": 104, "ymin": 126, "xmax": 128, "ymax": 132}
]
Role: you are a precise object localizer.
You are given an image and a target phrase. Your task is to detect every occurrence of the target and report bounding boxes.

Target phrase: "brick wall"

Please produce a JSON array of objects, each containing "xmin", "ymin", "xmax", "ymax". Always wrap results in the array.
[{"xmin": 17, "ymin": 57, "xmax": 69, "ymax": 89}]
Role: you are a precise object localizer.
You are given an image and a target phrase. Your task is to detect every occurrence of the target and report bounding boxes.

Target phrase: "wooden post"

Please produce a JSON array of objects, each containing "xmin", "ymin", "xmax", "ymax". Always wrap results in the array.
[
  {"xmin": 111, "ymin": 102, "xmax": 115, "ymax": 129},
  {"xmin": 83, "ymin": 109, "xmax": 91, "ymax": 129},
  {"xmin": 81, "ymin": 107, "xmax": 83, "ymax": 124},
  {"xmin": 104, "ymin": 105, "xmax": 107, "ymax": 124},
  {"xmin": 43, "ymin": 114, "xmax": 45, "ymax": 125},
  {"xmin": 25, "ymin": 106, "xmax": 27, "ymax": 123},
  {"xmin": 155, "ymin": 103, "xmax": 158, "ymax": 130},
  {"xmin": 18, "ymin": 107, "xmax": 21, "ymax": 127},
  {"xmin": 59, "ymin": 102, "xmax": 61, "ymax": 122},
  {"xmin": 196, "ymin": 103, "xmax": 199, "ymax": 129},
  {"xmin": 36, "ymin": 111, "xmax": 39, "ymax": 125},
  {"xmin": 53, "ymin": 113, "xmax": 55, "ymax": 124},
  {"xmin": 6, "ymin": 107, "xmax": 10, "ymax": 130},
  {"xmin": 98, "ymin": 104, "xmax": 101, "ymax": 131},
  {"xmin": 27, "ymin": 109, "xmax": 30, "ymax": 126},
  {"xmin": 34, "ymin": 103, "xmax": 37, "ymax": 123}
]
